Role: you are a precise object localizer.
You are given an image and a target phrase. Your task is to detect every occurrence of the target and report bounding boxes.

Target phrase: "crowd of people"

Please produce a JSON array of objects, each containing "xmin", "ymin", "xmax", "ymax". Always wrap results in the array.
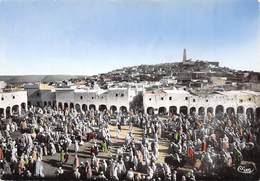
[{"xmin": 0, "ymin": 105, "xmax": 259, "ymax": 180}]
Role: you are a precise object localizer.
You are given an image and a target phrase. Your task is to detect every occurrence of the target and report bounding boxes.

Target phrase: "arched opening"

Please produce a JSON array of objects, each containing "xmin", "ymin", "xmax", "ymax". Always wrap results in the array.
[
  {"xmin": 256, "ymin": 107, "xmax": 260, "ymax": 121},
  {"xmin": 246, "ymin": 108, "xmax": 254, "ymax": 120},
  {"xmin": 110, "ymin": 105, "xmax": 117, "ymax": 114},
  {"xmin": 21, "ymin": 103, "xmax": 26, "ymax": 114},
  {"xmin": 64, "ymin": 103, "xmax": 68, "ymax": 110},
  {"xmin": 28, "ymin": 101, "xmax": 31, "ymax": 109},
  {"xmin": 48, "ymin": 101, "xmax": 52, "ymax": 106},
  {"xmin": 237, "ymin": 106, "xmax": 244, "ymax": 114},
  {"xmin": 169, "ymin": 106, "xmax": 177, "ymax": 115},
  {"xmin": 99, "ymin": 104, "xmax": 107, "ymax": 112},
  {"xmin": 12, "ymin": 105, "xmax": 19, "ymax": 115},
  {"xmin": 21, "ymin": 102, "xmax": 26, "ymax": 110},
  {"xmin": 82, "ymin": 104, "xmax": 88, "ymax": 112},
  {"xmin": 158, "ymin": 107, "xmax": 167, "ymax": 115},
  {"xmin": 44, "ymin": 101, "xmax": 47, "ymax": 107},
  {"xmin": 0, "ymin": 108, "xmax": 4, "ymax": 118},
  {"xmin": 207, "ymin": 107, "xmax": 213, "ymax": 114},
  {"xmin": 53, "ymin": 101, "xmax": 56, "ymax": 108},
  {"xmin": 6, "ymin": 107, "xmax": 11, "ymax": 118},
  {"xmin": 180, "ymin": 106, "xmax": 188, "ymax": 115},
  {"xmin": 198, "ymin": 107, "xmax": 205, "ymax": 116},
  {"xmin": 89, "ymin": 104, "xmax": 96, "ymax": 111},
  {"xmin": 147, "ymin": 107, "xmax": 154, "ymax": 115},
  {"xmin": 120, "ymin": 106, "xmax": 127, "ymax": 113},
  {"xmin": 190, "ymin": 107, "xmax": 196, "ymax": 114},
  {"xmin": 215, "ymin": 105, "xmax": 224, "ymax": 115},
  {"xmin": 226, "ymin": 107, "xmax": 235, "ymax": 116},
  {"xmin": 70, "ymin": 103, "xmax": 74, "ymax": 109},
  {"xmin": 75, "ymin": 104, "xmax": 81, "ymax": 113},
  {"xmin": 58, "ymin": 102, "xmax": 63, "ymax": 110}
]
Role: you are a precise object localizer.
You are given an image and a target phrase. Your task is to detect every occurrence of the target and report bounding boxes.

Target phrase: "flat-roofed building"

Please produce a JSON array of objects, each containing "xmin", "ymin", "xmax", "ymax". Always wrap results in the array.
[
  {"xmin": 143, "ymin": 88, "xmax": 260, "ymax": 120},
  {"xmin": 0, "ymin": 90, "xmax": 27, "ymax": 118}
]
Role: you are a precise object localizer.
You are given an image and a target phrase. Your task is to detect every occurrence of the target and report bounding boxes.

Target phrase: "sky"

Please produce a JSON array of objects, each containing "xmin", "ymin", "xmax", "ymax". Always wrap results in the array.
[{"xmin": 0, "ymin": 0, "xmax": 259, "ymax": 75}]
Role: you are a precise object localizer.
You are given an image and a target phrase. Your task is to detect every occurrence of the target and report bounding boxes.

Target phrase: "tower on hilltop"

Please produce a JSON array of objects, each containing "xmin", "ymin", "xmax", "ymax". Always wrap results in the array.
[{"xmin": 183, "ymin": 48, "xmax": 187, "ymax": 62}]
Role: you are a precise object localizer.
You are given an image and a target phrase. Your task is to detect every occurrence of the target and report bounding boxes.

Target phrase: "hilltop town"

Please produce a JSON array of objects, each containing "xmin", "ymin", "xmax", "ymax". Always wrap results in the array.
[{"xmin": 0, "ymin": 50, "xmax": 260, "ymax": 180}]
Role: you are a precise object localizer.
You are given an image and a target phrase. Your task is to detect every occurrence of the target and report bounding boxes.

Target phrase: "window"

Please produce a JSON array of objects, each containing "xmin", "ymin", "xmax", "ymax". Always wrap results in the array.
[
  {"xmin": 161, "ymin": 97, "xmax": 164, "ymax": 100},
  {"xmin": 248, "ymin": 98, "xmax": 252, "ymax": 101},
  {"xmin": 149, "ymin": 98, "xmax": 152, "ymax": 101},
  {"xmin": 193, "ymin": 99, "xmax": 195, "ymax": 102},
  {"xmin": 13, "ymin": 96, "xmax": 15, "ymax": 99},
  {"xmin": 121, "ymin": 93, "xmax": 124, "ymax": 97},
  {"xmin": 116, "ymin": 93, "xmax": 118, "ymax": 97},
  {"xmin": 239, "ymin": 99, "xmax": 243, "ymax": 103},
  {"xmin": 80, "ymin": 96, "xmax": 83, "ymax": 100},
  {"xmin": 206, "ymin": 99, "xmax": 208, "ymax": 102},
  {"xmin": 185, "ymin": 97, "xmax": 188, "ymax": 100},
  {"xmin": 169, "ymin": 97, "xmax": 172, "ymax": 100},
  {"xmin": 37, "ymin": 92, "xmax": 40, "ymax": 97},
  {"xmin": 101, "ymin": 96, "xmax": 104, "ymax": 99},
  {"xmin": 1, "ymin": 97, "xmax": 3, "ymax": 101},
  {"xmin": 92, "ymin": 97, "xmax": 94, "ymax": 99}
]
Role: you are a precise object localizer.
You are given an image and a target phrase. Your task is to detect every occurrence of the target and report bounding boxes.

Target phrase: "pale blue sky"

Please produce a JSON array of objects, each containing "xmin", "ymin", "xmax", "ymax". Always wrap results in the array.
[{"xmin": 0, "ymin": 0, "xmax": 259, "ymax": 75}]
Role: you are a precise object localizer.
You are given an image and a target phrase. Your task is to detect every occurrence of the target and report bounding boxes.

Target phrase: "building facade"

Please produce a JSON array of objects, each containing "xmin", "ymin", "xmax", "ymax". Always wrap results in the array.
[
  {"xmin": 143, "ymin": 89, "xmax": 260, "ymax": 120},
  {"xmin": 55, "ymin": 88, "xmax": 137, "ymax": 113},
  {"xmin": 24, "ymin": 83, "xmax": 56, "ymax": 107},
  {"xmin": 0, "ymin": 91, "xmax": 27, "ymax": 118}
]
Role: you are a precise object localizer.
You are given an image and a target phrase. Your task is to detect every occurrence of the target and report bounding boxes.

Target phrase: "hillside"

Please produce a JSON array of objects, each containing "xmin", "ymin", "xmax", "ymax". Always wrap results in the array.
[{"xmin": 0, "ymin": 75, "xmax": 80, "ymax": 84}]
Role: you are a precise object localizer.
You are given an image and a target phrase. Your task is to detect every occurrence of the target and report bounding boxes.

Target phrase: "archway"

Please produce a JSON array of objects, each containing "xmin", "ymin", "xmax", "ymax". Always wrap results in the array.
[
  {"xmin": 44, "ymin": 101, "xmax": 47, "ymax": 107},
  {"xmin": 6, "ymin": 107, "xmax": 11, "ymax": 118},
  {"xmin": 70, "ymin": 103, "xmax": 74, "ymax": 109},
  {"xmin": 48, "ymin": 101, "xmax": 52, "ymax": 106},
  {"xmin": 89, "ymin": 104, "xmax": 96, "ymax": 111},
  {"xmin": 190, "ymin": 107, "xmax": 196, "ymax": 114},
  {"xmin": 58, "ymin": 102, "xmax": 63, "ymax": 110},
  {"xmin": 12, "ymin": 105, "xmax": 19, "ymax": 115},
  {"xmin": 180, "ymin": 106, "xmax": 188, "ymax": 115},
  {"xmin": 226, "ymin": 107, "xmax": 235, "ymax": 116},
  {"xmin": 99, "ymin": 104, "xmax": 107, "ymax": 112},
  {"xmin": 256, "ymin": 107, "xmax": 260, "ymax": 121},
  {"xmin": 120, "ymin": 106, "xmax": 127, "ymax": 113},
  {"xmin": 158, "ymin": 107, "xmax": 167, "ymax": 115},
  {"xmin": 215, "ymin": 105, "xmax": 224, "ymax": 115},
  {"xmin": 64, "ymin": 103, "xmax": 68, "ymax": 110},
  {"xmin": 75, "ymin": 104, "xmax": 81, "ymax": 113},
  {"xmin": 53, "ymin": 101, "xmax": 56, "ymax": 108},
  {"xmin": 207, "ymin": 107, "xmax": 213, "ymax": 114},
  {"xmin": 82, "ymin": 104, "xmax": 88, "ymax": 112},
  {"xmin": 110, "ymin": 105, "xmax": 117, "ymax": 114},
  {"xmin": 28, "ymin": 101, "xmax": 31, "ymax": 109},
  {"xmin": 237, "ymin": 106, "xmax": 244, "ymax": 114},
  {"xmin": 198, "ymin": 107, "xmax": 205, "ymax": 116},
  {"xmin": 246, "ymin": 108, "xmax": 254, "ymax": 120},
  {"xmin": 0, "ymin": 108, "xmax": 4, "ymax": 118},
  {"xmin": 21, "ymin": 102, "xmax": 26, "ymax": 114},
  {"xmin": 169, "ymin": 106, "xmax": 177, "ymax": 115},
  {"xmin": 147, "ymin": 107, "xmax": 154, "ymax": 115},
  {"xmin": 21, "ymin": 102, "xmax": 26, "ymax": 110}
]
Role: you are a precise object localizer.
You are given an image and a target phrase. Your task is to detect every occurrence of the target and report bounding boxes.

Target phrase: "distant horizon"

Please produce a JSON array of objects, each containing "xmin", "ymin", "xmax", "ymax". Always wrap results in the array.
[
  {"xmin": 0, "ymin": 58, "xmax": 259, "ymax": 77},
  {"xmin": 0, "ymin": 0, "xmax": 259, "ymax": 75}
]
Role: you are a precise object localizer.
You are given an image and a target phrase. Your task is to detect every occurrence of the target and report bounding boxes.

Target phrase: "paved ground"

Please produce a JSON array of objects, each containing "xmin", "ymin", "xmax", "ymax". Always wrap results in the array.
[{"xmin": 39, "ymin": 124, "xmax": 170, "ymax": 177}]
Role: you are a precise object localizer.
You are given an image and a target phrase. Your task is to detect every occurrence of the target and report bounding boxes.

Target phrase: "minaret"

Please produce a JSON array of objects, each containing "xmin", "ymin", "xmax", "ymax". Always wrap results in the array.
[{"xmin": 183, "ymin": 48, "xmax": 187, "ymax": 62}]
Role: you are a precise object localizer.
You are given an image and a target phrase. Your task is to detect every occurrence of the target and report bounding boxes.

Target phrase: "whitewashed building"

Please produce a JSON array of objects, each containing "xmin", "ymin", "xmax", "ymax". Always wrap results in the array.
[
  {"xmin": 24, "ymin": 83, "xmax": 56, "ymax": 107},
  {"xmin": 56, "ymin": 87, "xmax": 137, "ymax": 113},
  {"xmin": 143, "ymin": 88, "xmax": 260, "ymax": 120},
  {"xmin": 0, "ymin": 91, "xmax": 27, "ymax": 118}
]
